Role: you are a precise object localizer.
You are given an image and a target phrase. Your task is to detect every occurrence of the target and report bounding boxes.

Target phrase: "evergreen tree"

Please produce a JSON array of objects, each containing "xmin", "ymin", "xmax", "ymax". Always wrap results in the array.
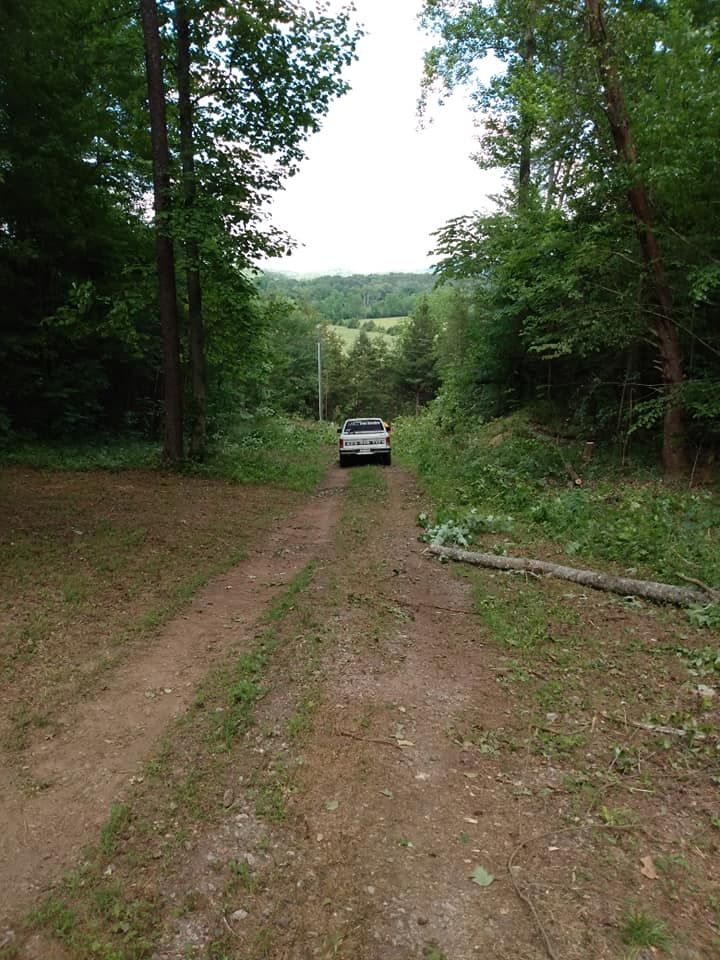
[{"xmin": 395, "ymin": 297, "xmax": 440, "ymax": 412}]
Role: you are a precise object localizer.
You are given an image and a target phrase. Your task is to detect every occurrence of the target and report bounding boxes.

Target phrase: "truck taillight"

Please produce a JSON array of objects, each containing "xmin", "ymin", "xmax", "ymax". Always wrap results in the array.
[
  {"xmin": 385, "ymin": 436, "xmax": 390, "ymax": 445},
  {"xmin": 339, "ymin": 438, "xmax": 344, "ymax": 448}
]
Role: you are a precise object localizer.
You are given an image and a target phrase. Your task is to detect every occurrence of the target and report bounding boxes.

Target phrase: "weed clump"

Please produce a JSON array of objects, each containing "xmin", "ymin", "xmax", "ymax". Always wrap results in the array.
[{"xmin": 621, "ymin": 910, "xmax": 671, "ymax": 950}]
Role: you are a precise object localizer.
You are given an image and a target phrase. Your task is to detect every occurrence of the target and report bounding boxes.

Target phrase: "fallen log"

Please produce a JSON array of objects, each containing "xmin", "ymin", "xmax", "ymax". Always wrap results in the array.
[{"xmin": 428, "ymin": 545, "xmax": 718, "ymax": 607}]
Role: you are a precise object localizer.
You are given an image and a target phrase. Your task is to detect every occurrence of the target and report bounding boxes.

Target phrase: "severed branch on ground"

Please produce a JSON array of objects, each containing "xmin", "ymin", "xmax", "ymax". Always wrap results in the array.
[{"xmin": 428, "ymin": 545, "xmax": 719, "ymax": 607}]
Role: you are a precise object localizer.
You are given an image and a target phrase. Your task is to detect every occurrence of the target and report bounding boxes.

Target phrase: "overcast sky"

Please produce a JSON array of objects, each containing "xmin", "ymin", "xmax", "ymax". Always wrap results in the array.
[{"xmin": 263, "ymin": 0, "xmax": 503, "ymax": 276}]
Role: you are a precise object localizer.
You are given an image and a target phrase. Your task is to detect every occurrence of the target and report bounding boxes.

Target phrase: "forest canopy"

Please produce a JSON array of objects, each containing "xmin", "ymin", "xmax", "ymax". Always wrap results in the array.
[
  {"xmin": 0, "ymin": 0, "xmax": 361, "ymax": 455},
  {"xmin": 418, "ymin": 0, "xmax": 720, "ymax": 475}
]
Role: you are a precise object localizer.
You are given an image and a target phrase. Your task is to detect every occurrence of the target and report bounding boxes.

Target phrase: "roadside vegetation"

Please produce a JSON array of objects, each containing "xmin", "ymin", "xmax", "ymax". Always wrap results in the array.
[
  {"xmin": 0, "ymin": 417, "xmax": 334, "ymax": 491},
  {"xmin": 420, "ymin": 0, "xmax": 719, "ymax": 478},
  {"xmin": 393, "ymin": 411, "xmax": 720, "ymax": 956},
  {"xmin": 396, "ymin": 410, "xmax": 720, "ymax": 595}
]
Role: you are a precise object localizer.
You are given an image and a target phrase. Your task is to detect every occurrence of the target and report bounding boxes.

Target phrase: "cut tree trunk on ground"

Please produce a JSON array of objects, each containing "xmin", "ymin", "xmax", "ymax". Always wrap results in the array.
[{"xmin": 428, "ymin": 545, "xmax": 716, "ymax": 607}]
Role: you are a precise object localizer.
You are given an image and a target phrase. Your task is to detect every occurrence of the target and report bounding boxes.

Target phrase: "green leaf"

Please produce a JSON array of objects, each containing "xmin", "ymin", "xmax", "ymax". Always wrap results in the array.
[
  {"xmin": 325, "ymin": 799, "xmax": 339, "ymax": 811},
  {"xmin": 470, "ymin": 865, "xmax": 495, "ymax": 887}
]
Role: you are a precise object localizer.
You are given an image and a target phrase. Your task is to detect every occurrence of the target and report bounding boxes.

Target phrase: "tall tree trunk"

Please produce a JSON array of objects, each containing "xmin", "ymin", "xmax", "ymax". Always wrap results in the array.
[
  {"xmin": 175, "ymin": 0, "xmax": 208, "ymax": 459},
  {"xmin": 140, "ymin": 0, "xmax": 183, "ymax": 463},
  {"xmin": 585, "ymin": 0, "xmax": 687, "ymax": 475},
  {"xmin": 517, "ymin": 23, "xmax": 536, "ymax": 202}
]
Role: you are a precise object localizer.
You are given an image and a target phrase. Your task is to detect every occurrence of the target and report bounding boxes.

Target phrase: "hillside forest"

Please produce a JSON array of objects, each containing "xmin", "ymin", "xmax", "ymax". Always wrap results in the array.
[
  {"xmin": 1, "ymin": 0, "xmax": 719, "ymax": 470},
  {"xmin": 257, "ymin": 272, "xmax": 435, "ymax": 323}
]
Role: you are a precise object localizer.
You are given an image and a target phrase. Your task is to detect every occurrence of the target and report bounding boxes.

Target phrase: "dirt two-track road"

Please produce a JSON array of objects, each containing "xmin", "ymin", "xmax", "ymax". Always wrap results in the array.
[{"xmin": 1, "ymin": 463, "xmax": 717, "ymax": 959}]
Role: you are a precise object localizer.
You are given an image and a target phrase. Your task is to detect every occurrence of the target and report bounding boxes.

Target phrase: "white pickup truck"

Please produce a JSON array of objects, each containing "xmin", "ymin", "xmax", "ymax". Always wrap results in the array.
[{"xmin": 338, "ymin": 417, "xmax": 391, "ymax": 467}]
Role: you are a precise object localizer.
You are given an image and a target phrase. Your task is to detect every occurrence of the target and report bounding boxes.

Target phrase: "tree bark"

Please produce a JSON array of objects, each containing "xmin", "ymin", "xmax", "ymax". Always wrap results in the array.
[
  {"xmin": 140, "ymin": 0, "xmax": 183, "ymax": 462},
  {"xmin": 175, "ymin": 0, "xmax": 208, "ymax": 460},
  {"xmin": 585, "ymin": 0, "xmax": 687, "ymax": 475},
  {"xmin": 517, "ymin": 20, "xmax": 536, "ymax": 202},
  {"xmin": 428, "ymin": 545, "xmax": 715, "ymax": 607}
]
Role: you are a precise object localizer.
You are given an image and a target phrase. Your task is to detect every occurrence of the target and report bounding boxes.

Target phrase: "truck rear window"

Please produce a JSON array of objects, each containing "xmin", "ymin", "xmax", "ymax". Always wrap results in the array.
[{"xmin": 345, "ymin": 419, "xmax": 385, "ymax": 433}]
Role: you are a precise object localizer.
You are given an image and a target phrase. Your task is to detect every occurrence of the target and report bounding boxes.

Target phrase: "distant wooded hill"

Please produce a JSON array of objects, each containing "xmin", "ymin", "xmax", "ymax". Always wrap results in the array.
[{"xmin": 258, "ymin": 271, "xmax": 434, "ymax": 322}]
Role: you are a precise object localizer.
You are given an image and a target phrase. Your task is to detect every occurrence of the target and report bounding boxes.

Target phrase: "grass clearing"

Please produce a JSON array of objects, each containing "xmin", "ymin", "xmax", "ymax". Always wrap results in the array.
[
  {"xmin": 0, "ymin": 416, "xmax": 334, "ymax": 491},
  {"xmin": 328, "ymin": 317, "xmax": 406, "ymax": 353},
  {"xmin": 194, "ymin": 417, "xmax": 336, "ymax": 491},
  {"xmin": 0, "ymin": 440, "xmax": 160, "ymax": 472}
]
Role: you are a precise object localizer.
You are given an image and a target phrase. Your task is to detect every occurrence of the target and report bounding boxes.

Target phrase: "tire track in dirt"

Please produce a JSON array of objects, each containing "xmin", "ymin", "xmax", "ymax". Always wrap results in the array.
[{"xmin": 0, "ymin": 469, "xmax": 348, "ymax": 927}]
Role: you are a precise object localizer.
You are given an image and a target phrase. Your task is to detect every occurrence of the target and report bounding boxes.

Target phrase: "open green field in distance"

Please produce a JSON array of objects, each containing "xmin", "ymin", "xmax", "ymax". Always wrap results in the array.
[{"xmin": 328, "ymin": 316, "xmax": 408, "ymax": 352}]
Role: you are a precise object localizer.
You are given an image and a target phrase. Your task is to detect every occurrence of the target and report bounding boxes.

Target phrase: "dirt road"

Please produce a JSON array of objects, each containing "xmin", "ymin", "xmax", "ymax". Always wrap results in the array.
[{"xmin": 2, "ymin": 464, "xmax": 717, "ymax": 958}]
